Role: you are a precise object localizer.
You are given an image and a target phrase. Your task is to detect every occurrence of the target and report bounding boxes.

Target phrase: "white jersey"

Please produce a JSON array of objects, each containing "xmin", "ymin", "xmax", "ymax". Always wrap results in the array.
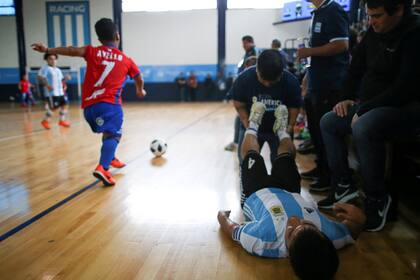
[
  {"xmin": 233, "ymin": 188, "xmax": 354, "ymax": 258},
  {"xmin": 38, "ymin": 66, "xmax": 64, "ymax": 97}
]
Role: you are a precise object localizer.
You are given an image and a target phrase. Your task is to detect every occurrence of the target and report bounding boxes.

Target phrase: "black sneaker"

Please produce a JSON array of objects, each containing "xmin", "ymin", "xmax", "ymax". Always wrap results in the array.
[
  {"xmin": 364, "ymin": 195, "xmax": 392, "ymax": 232},
  {"xmin": 309, "ymin": 179, "xmax": 331, "ymax": 192},
  {"xmin": 301, "ymin": 167, "xmax": 320, "ymax": 180},
  {"xmin": 317, "ymin": 183, "xmax": 359, "ymax": 210}
]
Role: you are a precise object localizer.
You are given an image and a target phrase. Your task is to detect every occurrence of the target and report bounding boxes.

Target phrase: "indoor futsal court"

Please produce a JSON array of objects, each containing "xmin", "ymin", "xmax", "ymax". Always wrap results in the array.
[{"xmin": 1, "ymin": 0, "xmax": 420, "ymax": 279}]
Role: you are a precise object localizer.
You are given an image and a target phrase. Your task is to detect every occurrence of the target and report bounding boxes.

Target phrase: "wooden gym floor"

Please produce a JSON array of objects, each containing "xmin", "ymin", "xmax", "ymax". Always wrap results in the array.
[{"xmin": 0, "ymin": 102, "xmax": 418, "ymax": 279}]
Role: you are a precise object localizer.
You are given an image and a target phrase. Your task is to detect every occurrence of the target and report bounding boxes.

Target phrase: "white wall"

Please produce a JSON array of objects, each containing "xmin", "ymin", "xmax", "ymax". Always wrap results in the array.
[
  {"xmin": 122, "ymin": 10, "xmax": 217, "ymax": 65},
  {"xmin": 226, "ymin": 9, "xmax": 310, "ymax": 65},
  {"xmin": 23, "ymin": 0, "xmax": 112, "ymax": 69},
  {"xmin": 0, "ymin": 16, "xmax": 18, "ymax": 67}
]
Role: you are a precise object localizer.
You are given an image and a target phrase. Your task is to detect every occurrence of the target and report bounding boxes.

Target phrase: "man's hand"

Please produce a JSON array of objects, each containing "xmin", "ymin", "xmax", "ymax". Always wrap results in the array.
[
  {"xmin": 333, "ymin": 100, "xmax": 355, "ymax": 117},
  {"xmin": 31, "ymin": 43, "xmax": 48, "ymax": 53},
  {"xmin": 217, "ymin": 210, "xmax": 231, "ymax": 222},
  {"xmin": 297, "ymin": 47, "xmax": 312, "ymax": 60},
  {"xmin": 351, "ymin": 113, "xmax": 359, "ymax": 128},
  {"xmin": 136, "ymin": 88, "xmax": 147, "ymax": 98},
  {"xmin": 47, "ymin": 85, "xmax": 53, "ymax": 91},
  {"xmin": 333, "ymin": 203, "xmax": 366, "ymax": 238}
]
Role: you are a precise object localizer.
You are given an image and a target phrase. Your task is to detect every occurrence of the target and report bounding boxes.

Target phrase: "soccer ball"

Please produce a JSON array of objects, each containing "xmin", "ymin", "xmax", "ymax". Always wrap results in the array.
[{"xmin": 150, "ymin": 139, "xmax": 167, "ymax": 157}]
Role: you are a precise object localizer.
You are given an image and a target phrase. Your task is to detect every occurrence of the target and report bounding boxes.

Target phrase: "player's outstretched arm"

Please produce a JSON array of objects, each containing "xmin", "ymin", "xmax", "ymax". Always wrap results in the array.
[
  {"xmin": 31, "ymin": 42, "xmax": 86, "ymax": 57},
  {"xmin": 217, "ymin": 210, "xmax": 239, "ymax": 239},
  {"xmin": 333, "ymin": 203, "xmax": 366, "ymax": 239},
  {"xmin": 133, "ymin": 75, "xmax": 147, "ymax": 98}
]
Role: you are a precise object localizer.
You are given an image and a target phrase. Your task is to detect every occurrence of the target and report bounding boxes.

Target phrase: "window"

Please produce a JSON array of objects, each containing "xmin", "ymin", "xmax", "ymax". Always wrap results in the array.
[
  {"xmin": 0, "ymin": 0, "xmax": 15, "ymax": 16},
  {"xmin": 228, "ymin": 0, "xmax": 295, "ymax": 9},
  {"xmin": 122, "ymin": 0, "xmax": 216, "ymax": 12}
]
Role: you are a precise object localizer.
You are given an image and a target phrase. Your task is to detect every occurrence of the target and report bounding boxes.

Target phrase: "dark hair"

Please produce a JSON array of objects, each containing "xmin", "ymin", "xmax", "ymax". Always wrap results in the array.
[
  {"xmin": 289, "ymin": 228, "xmax": 339, "ymax": 280},
  {"xmin": 256, "ymin": 49, "xmax": 284, "ymax": 81},
  {"xmin": 364, "ymin": 0, "xmax": 412, "ymax": 15},
  {"xmin": 44, "ymin": 53, "xmax": 58, "ymax": 60},
  {"xmin": 242, "ymin": 35, "xmax": 254, "ymax": 43},
  {"xmin": 95, "ymin": 18, "xmax": 118, "ymax": 42},
  {"xmin": 272, "ymin": 39, "xmax": 281, "ymax": 48}
]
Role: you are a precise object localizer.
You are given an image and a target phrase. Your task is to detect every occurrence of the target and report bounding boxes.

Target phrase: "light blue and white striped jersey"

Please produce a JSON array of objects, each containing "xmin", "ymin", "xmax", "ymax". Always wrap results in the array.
[
  {"xmin": 38, "ymin": 65, "xmax": 64, "ymax": 97},
  {"xmin": 233, "ymin": 188, "xmax": 354, "ymax": 258}
]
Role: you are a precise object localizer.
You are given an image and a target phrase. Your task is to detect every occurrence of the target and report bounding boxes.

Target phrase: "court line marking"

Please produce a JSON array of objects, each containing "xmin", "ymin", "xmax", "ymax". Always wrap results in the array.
[{"xmin": 0, "ymin": 104, "xmax": 226, "ymax": 242}]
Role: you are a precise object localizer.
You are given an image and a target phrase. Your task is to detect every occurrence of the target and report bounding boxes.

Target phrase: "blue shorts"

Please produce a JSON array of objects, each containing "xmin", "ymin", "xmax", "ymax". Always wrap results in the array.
[{"xmin": 84, "ymin": 102, "xmax": 123, "ymax": 137}]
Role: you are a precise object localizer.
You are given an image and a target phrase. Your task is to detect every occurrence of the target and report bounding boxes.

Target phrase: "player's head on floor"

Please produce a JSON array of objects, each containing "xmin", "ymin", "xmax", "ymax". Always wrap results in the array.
[
  {"xmin": 256, "ymin": 49, "xmax": 284, "ymax": 87},
  {"xmin": 43, "ymin": 53, "xmax": 58, "ymax": 67},
  {"xmin": 95, "ymin": 18, "xmax": 120, "ymax": 46},
  {"xmin": 286, "ymin": 217, "xmax": 339, "ymax": 280}
]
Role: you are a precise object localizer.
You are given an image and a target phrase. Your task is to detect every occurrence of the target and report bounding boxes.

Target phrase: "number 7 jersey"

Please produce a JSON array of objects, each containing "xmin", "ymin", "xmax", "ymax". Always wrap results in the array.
[{"xmin": 81, "ymin": 45, "xmax": 140, "ymax": 109}]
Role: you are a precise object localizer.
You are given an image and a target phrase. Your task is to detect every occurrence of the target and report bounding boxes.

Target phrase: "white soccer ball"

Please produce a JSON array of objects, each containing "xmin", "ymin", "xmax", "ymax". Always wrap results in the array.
[{"xmin": 150, "ymin": 139, "xmax": 167, "ymax": 157}]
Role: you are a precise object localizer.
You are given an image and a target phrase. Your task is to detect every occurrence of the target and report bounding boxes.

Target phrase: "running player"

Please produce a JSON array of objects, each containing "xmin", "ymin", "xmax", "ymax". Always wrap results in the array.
[
  {"xmin": 31, "ymin": 18, "xmax": 146, "ymax": 186},
  {"xmin": 37, "ymin": 53, "xmax": 71, "ymax": 129}
]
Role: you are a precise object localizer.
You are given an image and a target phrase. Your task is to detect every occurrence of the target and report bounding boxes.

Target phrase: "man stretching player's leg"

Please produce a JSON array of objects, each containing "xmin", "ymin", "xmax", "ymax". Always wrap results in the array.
[{"xmin": 32, "ymin": 18, "xmax": 146, "ymax": 186}]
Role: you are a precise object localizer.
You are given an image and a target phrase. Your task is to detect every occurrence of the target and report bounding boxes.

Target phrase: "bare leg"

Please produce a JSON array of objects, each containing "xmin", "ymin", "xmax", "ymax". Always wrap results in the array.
[
  {"xmin": 240, "ymin": 131, "xmax": 261, "ymax": 160},
  {"xmin": 277, "ymin": 137, "xmax": 296, "ymax": 159}
]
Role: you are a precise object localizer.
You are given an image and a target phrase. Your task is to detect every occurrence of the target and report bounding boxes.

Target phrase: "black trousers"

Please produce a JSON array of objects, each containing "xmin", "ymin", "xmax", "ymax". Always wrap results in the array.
[
  {"xmin": 304, "ymin": 90, "xmax": 341, "ymax": 179},
  {"xmin": 240, "ymin": 151, "xmax": 301, "ymax": 206}
]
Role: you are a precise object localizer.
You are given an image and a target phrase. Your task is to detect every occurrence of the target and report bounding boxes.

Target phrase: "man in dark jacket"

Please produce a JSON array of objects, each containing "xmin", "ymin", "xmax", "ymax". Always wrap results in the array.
[{"xmin": 318, "ymin": 0, "xmax": 420, "ymax": 232}]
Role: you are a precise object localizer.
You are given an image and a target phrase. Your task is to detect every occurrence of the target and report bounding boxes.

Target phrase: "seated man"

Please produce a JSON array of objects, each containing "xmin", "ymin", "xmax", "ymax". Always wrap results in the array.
[
  {"xmin": 317, "ymin": 0, "xmax": 420, "ymax": 232},
  {"xmin": 218, "ymin": 102, "xmax": 366, "ymax": 280}
]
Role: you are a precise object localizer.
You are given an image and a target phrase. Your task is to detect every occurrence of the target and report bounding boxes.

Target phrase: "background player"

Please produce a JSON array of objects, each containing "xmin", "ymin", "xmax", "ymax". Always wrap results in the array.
[
  {"xmin": 37, "ymin": 53, "xmax": 70, "ymax": 129},
  {"xmin": 18, "ymin": 73, "xmax": 35, "ymax": 107},
  {"xmin": 31, "ymin": 18, "xmax": 146, "ymax": 186},
  {"xmin": 218, "ymin": 101, "xmax": 366, "ymax": 279}
]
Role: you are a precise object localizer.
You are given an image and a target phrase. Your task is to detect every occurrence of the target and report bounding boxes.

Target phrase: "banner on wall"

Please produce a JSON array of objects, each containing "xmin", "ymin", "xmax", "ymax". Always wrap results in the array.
[{"xmin": 46, "ymin": 1, "xmax": 90, "ymax": 48}]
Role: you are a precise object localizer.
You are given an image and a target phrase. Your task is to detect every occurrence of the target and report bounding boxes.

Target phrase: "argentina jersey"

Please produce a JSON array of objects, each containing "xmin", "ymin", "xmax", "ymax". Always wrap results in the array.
[{"xmin": 233, "ymin": 188, "xmax": 354, "ymax": 258}]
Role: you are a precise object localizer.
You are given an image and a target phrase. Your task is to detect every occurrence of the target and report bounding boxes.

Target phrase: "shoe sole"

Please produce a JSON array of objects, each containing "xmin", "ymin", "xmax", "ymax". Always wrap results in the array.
[
  {"xmin": 93, "ymin": 171, "xmax": 115, "ymax": 186},
  {"xmin": 318, "ymin": 191, "xmax": 359, "ymax": 210},
  {"xmin": 365, "ymin": 196, "xmax": 392, "ymax": 232}
]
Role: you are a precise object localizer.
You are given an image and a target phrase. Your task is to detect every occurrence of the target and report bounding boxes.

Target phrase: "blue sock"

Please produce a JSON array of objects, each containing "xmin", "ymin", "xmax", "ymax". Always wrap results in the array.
[{"xmin": 99, "ymin": 138, "xmax": 119, "ymax": 169}]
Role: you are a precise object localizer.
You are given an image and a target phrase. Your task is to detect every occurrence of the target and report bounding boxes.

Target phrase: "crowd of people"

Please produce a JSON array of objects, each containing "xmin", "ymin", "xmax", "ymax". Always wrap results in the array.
[{"xmin": 219, "ymin": 0, "xmax": 420, "ymax": 278}]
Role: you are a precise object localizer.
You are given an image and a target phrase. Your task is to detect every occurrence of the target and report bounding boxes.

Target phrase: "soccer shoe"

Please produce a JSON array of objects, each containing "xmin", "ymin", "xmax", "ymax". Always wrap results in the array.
[
  {"xmin": 317, "ymin": 183, "xmax": 359, "ymax": 210},
  {"xmin": 273, "ymin": 104, "xmax": 289, "ymax": 134},
  {"xmin": 41, "ymin": 120, "xmax": 51, "ymax": 130},
  {"xmin": 309, "ymin": 178, "xmax": 331, "ymax": 192},
  {"xmin": 110, "ymin": 158, "xmax": 126, "ymax": 168},
  {"xmin": 58, "ymin": 120, "xmax": 71, "ymax": 127},
  {"xmin": 364, "ymin": 195, "xmax": 392, "ymax": 232},
  {"xmin": 248, "ymin": 100, "xmax": 266, "ymax": 126},
  {"xmin": 93, "ymin": 165, "xmax": 116, "ymax": 186}
]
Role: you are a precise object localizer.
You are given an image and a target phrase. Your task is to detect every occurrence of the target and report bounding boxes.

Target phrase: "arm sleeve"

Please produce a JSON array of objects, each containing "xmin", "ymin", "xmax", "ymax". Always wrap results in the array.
[
  {"xmin": 231, "ymin": 75, "xmax": 248, "ymax": 103},
  {"xmin": 83, "ymin": 45, "xmax": 94, "ymax": 62},
  {"xmin": 357, "ymin": 31, "xmax": 420, "ymax": 116},
  {"xmin": 233, "ymin": 222, "xmax": 287, "ymax": 258},
  {"xmin": 326, "ymin": 8, "xmax": 349, "ymax": 42},
  {"xmin": 321, "ymin": 217, "xmax": 355, "ymax": 250},
  {"xmin": 340, "ymin": 31, "xmax": 368, "ymax": 100},
  {"xmin": 128, "ymin": 58, "xmax": 140, "ymax": 78}
]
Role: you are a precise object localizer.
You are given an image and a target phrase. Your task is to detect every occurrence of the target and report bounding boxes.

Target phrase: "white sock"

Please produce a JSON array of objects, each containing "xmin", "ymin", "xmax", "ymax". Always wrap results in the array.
[
  {"xmin": 277, "ymin": 130, "xmax": 290, "ymax": 141},
  {"xmin": 249, "ymin": 121, "xmax": 259, "ymax": 131},
  {"xmin": 245, "ymin": 128, "xmax": 258, "ymax": 137}
]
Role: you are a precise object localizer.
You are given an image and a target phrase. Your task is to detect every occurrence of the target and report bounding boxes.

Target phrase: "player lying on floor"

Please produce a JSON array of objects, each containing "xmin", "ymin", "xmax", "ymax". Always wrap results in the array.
[{"xmin": 217, "ymin": 100, "xmax": 366, "ymax": 280}]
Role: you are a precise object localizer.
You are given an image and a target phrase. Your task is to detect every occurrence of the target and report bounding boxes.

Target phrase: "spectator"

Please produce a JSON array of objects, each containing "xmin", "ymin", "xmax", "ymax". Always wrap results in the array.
[
  {"xmin": 271, "ymin": 39, "xmax": 289, "ymax": 68},
  {"xmin": 175, "ymin": 72, "xmax": 187, "ymax": 102},
  {"xmin": 318, "ymin": 0, "xmax": 420, "ymax": 232},
  {"xmin": 187, "ymin": 71, "xmax": 198, "ymax": 102}
]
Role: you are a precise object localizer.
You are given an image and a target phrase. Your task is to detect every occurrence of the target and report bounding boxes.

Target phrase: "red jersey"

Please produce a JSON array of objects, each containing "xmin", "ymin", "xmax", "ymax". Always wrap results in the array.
[
  {"xmin": 19, "ymin": 80, "xmax": 30, "ymax": 93},
  {"xmin": 82, "ymin": 45, "xmax": 140, "ymax": 109}
]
